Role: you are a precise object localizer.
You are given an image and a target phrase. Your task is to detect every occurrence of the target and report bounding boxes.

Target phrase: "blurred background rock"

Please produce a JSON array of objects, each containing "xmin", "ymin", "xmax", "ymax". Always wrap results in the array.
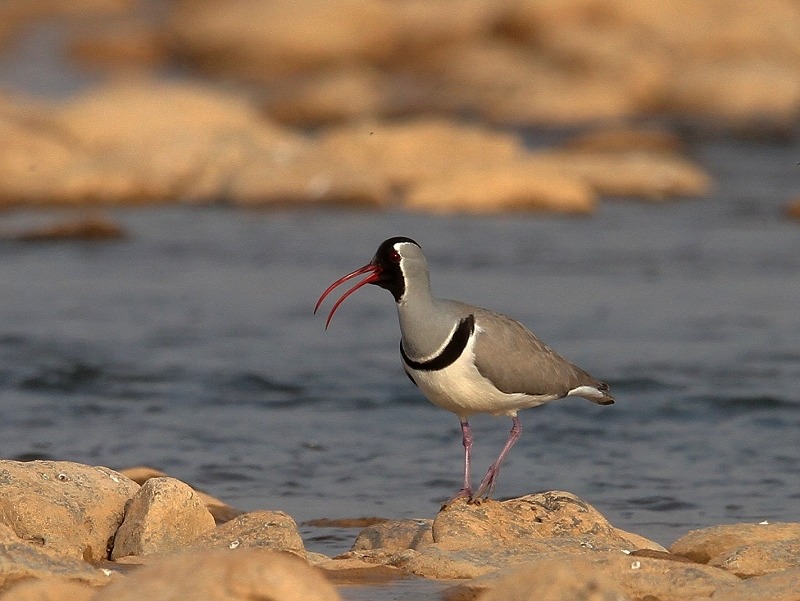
[{"xmin": 1, "ymin": 0, "xmax": 799, "ymax": 212}]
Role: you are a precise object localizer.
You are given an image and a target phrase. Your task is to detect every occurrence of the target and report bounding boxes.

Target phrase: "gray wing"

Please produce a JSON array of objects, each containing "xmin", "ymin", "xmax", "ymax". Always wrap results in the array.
[{"xmin": 464, "ymin": 305, "xmax": 607, "ymax": 399}]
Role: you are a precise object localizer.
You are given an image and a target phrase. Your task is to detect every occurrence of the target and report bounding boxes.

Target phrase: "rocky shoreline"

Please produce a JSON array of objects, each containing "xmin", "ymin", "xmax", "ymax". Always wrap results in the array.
[{"xmin": 0, "ymin": 459, "xmax": 797, "ymax": 600}]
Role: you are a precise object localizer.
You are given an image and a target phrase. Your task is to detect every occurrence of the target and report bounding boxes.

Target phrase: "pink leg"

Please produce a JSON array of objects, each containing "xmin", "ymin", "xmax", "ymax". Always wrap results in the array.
[
  {"xmin": 471, "ymin": 416, "xmax": 521, "ymax": 502},
  {"xmin": 444, "ymin": 420, "xmax": 473, "ymax": 506}
]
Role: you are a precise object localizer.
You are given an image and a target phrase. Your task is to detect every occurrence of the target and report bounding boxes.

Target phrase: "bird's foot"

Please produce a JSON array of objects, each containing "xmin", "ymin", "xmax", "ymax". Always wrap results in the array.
[
  {"xmin": 441, "ymin": 487, "xmax": 472, "ymax": 510},
  {"xmin": 470, "ymin": 468, "xmax": 498, "ymax": 503}
]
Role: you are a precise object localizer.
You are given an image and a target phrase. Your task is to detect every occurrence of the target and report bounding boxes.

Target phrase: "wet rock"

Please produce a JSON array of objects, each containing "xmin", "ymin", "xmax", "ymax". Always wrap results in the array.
[
  {"xmin": 118, "ymin": 465, "xmax": 245, "ymax": 524},
  {"xmin": 472, "ymin": 556, "xmax": 626, "ymax": 601},
  {"xmin": 94, "ymin": 549, "xmax": 340, "ymax": 601},
  {"xmin": 188, "ymin": 510, "xmax": 305, "ymax": 557},
  {"xmin": 564, "ymin": 126, "xmax": 686, "ymax": 154},
  {"xmin": 447, "ymin": 549, "xmax": 740, "ymax": 600},
  {"xmin": 69, "ymin": 19, "xmax": 169, "ymax": 70},
  {"xmin": 0, "ymin": 539, "xmax": 119, "ymax": 591},
  {"xmin": 7, "ymin": 215, "xmax": 127, "ymax": 242},
  {"xmin": 669, "ymin": 522, "xmax": 800, "ymax": 563},
  {"xmin": 709, "ymin": 566, "xmax": 800, "ymax": 601},
  {"xmin": 0, "ymin": 577, "xmax": 98, "ymax": 601},
  {"xmin": 352, "ymin": 519, "xmax": 434, "ymax": 553},
  {"xmin": 315, "ymin": 557, "xmax": 408, "ymax": 585},
  {"xmin": 110, "ymin": 477, "xmax": 216, "ymax": 559},
  {"xmin": 404, "ymin": 161, "xmax": 597, "ymax": 214},
  {"xmin": 708, "ymin": 537, "xmax": 800, "ymax": 578},
  {"xmin": 0, "ymin": 460, "xmax": 138, "ymax": 561},
  {"xmin": 785, "ymin": 199, "xmax": 800, "ymax": 220}
]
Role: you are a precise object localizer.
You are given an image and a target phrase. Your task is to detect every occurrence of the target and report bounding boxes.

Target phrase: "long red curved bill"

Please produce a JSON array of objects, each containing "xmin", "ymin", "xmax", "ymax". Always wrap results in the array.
[{"xmin": 314, "ymin": 264, "xmax": 381, "ymax": 329}]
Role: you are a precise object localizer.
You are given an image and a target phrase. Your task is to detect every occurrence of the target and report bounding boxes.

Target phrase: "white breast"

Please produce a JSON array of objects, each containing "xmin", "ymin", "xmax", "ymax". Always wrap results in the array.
[{"xmin": 404, "ymin": 328, "xmax": 559, "ymax": 419}]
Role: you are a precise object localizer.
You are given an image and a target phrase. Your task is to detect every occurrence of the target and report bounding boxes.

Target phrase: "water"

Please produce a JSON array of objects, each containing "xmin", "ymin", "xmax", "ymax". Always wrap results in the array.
[{"xmin": 0, "ymin": 140, "xmax": 799, "ymax": 600}]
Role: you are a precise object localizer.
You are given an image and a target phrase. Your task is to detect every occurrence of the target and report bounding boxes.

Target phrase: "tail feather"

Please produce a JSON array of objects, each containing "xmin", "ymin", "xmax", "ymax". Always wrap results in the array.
[{"xmin": 567, "ymin": 380, "xmax": 614, "ymax": 405}]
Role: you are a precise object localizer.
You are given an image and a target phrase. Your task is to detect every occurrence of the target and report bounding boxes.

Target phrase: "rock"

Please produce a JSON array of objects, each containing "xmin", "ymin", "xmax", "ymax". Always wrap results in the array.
[
  {"xmin": 315, "ymin": 557, "xmax": 408, "ymax": 586},
  {"xmin": 708, "ymin": 537, "xmax": 800, "ymax": 578},
  {"xmin": 447, "ymin": 549, "xmax": 740, "ymax": 600},
  {"xmin": 315, "ymin": 118, "xmax": 524, "ymax": 188},
  {"xmin": 68, "ymin": 19, "xmax": 169, "ymax": 70},
  {"xmin": 0, "ymin": 539, "xmax": 119, "ymax": 591},
  {"xmin": 0, "ymin": 460, "xmax": 139, "ymax": 561},
  {"xmin": 167, "ymin": 0, "xmax": 399, "ymax": 79},
  {"xmin": 533, "ymin": 150, "xmax": 712, "ymax": 199},
  {"xmin": 352, "ymin": 519, "xmax": 434, "ymax": 553},
  {"xmin": 188, "ymin": 510, "xmax": 305, "ymax": 557},
  {"xmin": 118, "ymin": 466, "xmax": 245, "ymax": 524},
  {"xmin": 563, "ymin": 126, "xmax": 686, "ymax": 154},
  {"xmin": 110, "ymin": 477, "xmax": 216, "ymax": 559},
  {"xmin": 94, "ymin": 549, "xmax": 340, "ymax": 601},
  {"xmin": 404, "ymin": 161, "xmax": 597, "ymax": 214},
  {"xmin": 7, "ymin": 215, "xmax": 127, "ymax": 242},
  {"xmin": 669, "ymin": 522, "xmax": 800, "ymax": 563},
  {"xmin": 709, "ymin": 566, "xmax": 800, "ymax": 601},
  {"xmin": 432, "ymin": 492, "xmax": 640, "ymax": 549},
  {"xmin": 785, "ymin": 199, "xmax": 800, "ymax": 220},
  {"xmin": 473, "ymin": 556, "xmax": 626, "ymax": 601},
  {"xmin": 0, "ymin": 577, "xmax": 98, "ymax": 601}
]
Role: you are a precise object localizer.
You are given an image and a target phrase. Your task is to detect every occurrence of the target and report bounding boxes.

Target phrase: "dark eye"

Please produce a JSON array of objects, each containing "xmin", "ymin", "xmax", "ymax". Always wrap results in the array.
[{"xmin": 389, "ymin": 249, "xmax": 401, "ymax": 263}]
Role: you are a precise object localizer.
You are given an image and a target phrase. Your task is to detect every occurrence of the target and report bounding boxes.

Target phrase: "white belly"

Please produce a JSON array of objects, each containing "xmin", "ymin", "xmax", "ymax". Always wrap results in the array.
[{"xmin": 404, "ymin": 334, "xmax": 558, "ymax": 419}]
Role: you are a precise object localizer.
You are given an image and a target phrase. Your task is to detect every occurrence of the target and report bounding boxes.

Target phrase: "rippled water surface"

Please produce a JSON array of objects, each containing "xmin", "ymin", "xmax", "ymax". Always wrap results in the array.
[{"xmin": 1, "ymin": 139, "xmax": 799, "ymax": 598}]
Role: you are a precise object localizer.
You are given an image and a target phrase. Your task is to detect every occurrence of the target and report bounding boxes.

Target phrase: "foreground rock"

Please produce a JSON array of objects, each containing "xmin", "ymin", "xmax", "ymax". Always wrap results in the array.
[
  {"xmin": 94, "ymin": 549, "xmax": 340, "ymax": 601},
  {"xmin": 0, "ymin": 460, "xmax": 139, "ymax": 561},
  {"xmin": 110, "ymin": 477, "xmax": 216, "ymax": 559}
]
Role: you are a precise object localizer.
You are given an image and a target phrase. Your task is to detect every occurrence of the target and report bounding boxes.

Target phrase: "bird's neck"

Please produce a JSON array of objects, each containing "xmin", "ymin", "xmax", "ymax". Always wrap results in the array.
[{"xmin": 396, "ymin": 290, "xmax": 456, "ymax": 359}]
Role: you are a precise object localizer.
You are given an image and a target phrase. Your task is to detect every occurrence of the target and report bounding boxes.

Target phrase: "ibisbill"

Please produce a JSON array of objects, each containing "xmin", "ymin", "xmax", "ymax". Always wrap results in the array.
[{"xmin": 315, "ymin": 236, "xmax": 614, "ymax": 505}]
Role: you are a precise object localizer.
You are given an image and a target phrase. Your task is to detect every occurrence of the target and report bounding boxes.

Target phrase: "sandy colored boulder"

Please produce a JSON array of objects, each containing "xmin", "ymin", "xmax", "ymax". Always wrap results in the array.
[
  {"xmin": 448, "ymin": 549, "xmax": 740, "ymax": 600},
  {"xmin": 0, "ymin": 460, "xmax": 138, "ymax": 561},
  {"xmin": 315, "ymin": 118, "xmax": 525, "ymax": 189},
  {"xmin": 352, "ymin": 519, "xmax": 433, "ymax": 553},
  {"xmin": 433, "ymin": 492, "xmax": 639, "ymax": 549},
  {"xmin": 188, "ymin": 510, "xmax": 305, "ymax": 556},
  {"xmin": 669, "ymin": 522, "xmax": 800, "ymax": 563},
  {"xmin": 534, "ymin": 150, "xmax": 712, "ymax": 199},
  {"xmin": 708, "ymin": 537, "xmax": 800, "ymax": 578},
  {"xmin": 785, "ymin": 199, "xmax": 800, "ymax": 220},
  {"xmin": 111, "ymin": 477, "xmax": 216, "ymax": 559},
  {"xmin": 0, "ymin": 540, "xmax": 119, "ymax": 591},
  {"xmin": 118, "ymin": 466, "xmax": 244, "ymax": 524},
  {"xmin": 168, "ymin": 0, "xmax": 399, "ymax": 79},
  {"xmin": 475, "ymin": 556, "xmax": 626, "ymax": 601},
  {"xmin": 0, "ymin": 577, "xmax": 98, "ymax": 601},
  {"xmin": 95, "ymin": 549, "xmax": 340, "ymax": 601},
  {"xmin": 709, "ymin": 566, "xmax": 800, "ymax": 601},
  {"xmin": 405, "ymin": 161, "xmax": 597, "ymax": 214}
]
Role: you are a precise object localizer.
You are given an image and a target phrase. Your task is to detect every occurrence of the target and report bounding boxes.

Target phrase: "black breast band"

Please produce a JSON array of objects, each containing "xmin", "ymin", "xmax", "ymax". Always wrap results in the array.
[{"xmin": 401, "ymin": 314, "xmax": 475, "ymax": 371}]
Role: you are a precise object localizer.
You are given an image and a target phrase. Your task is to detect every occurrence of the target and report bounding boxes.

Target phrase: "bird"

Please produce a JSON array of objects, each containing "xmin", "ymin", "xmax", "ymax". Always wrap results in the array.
[{"xmin": 314, "ymin": 236, "xmax": 614, "ymax": 505}]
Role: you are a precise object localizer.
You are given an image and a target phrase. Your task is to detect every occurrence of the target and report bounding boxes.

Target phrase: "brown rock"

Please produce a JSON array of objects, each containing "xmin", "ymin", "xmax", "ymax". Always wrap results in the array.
[
  {"xmin": 670, "ymin": 522, "xmax": 800, "ymax": 563},
  {"xmin": 352, "ymin": 519, "xmax": 434, "ymax": 553},
  {"xmin": 564, "ymin": 126, "xmax": 686, "ymax": 154},
  {"xmin": 785, "ymin": 199, "xmax": 800, "ymax": 220},
  {"xmin": 315, "ymin": 557, "xmax": 407, "ymax": 585},
  {"xmin": 94, "ymin": 549, "xmax": 340, "ymax": 601},
  {"xmin": 68, "ymin": 20, "xmax": 168, "ymax": 70},
  {"xmin": 188, "ymin": 510, "xmax": 305, "ymax": 557},
  {"xmin": 0, "ymin": 577, "xmax": 97, "ymax": 601},
  {"xmin": 110, "ymin": 477, "xmax": 216, "ymax": 559},
  {"xmin": 0, "ymin": 540, "xmax": 119, "ymax": 591},
  {"xmin": 404, "ymin": 161, "xmax": 597, "ymax": 214},
  {"xmin": 475, "ymin": 556, "xmax": 626, "ymax": 601},
  {"xmin": 0, "ymin": 460, "xmax": 139, "ymax": 561},
  {"xmin": 709, "ymin": 566, "xmax": 800, "ymax": 601},
  {"xmin": 708, "ymin": 537, "xmax": 800, "ymax": 578},
  {"xmin": 8, "ymin": 215, "xmax": 127, "ymax": 242}
]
